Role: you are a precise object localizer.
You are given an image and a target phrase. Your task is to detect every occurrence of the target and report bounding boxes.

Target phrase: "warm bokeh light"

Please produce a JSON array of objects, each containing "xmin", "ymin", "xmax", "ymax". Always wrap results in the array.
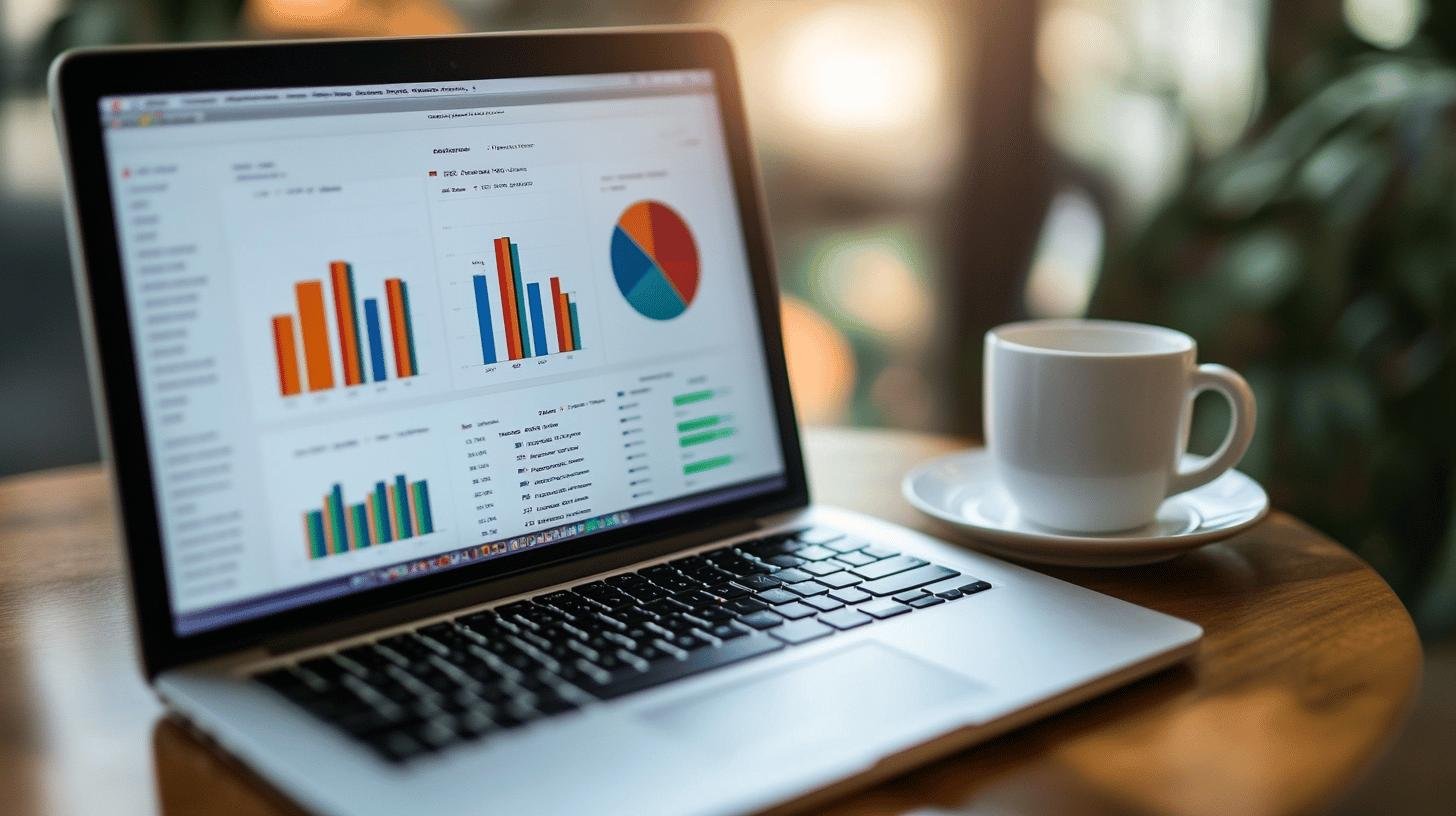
[
  {"xmin": 244, "ymin": 0, "xmax": 464, "ymax": 38},
  {"xmin": 707, "ymin": 0, "xmax": 961, "ymax": 197},
  {"xmin": 809, "ymin": 233, "xmax": 931, "ymax": 347},
  {"xmin": 779, "ymin": 295, "xmax": 855, "ymax": 425},
  {"xmin": 777, "ymin": 2, "xmax": 942, "ymax": 135}
]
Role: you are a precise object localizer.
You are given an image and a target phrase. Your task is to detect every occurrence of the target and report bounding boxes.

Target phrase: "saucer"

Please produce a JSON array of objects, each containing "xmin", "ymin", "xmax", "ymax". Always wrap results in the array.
[{"xmin": 902, "ymin": 449, "xmax": 1269, "ymax": 567}]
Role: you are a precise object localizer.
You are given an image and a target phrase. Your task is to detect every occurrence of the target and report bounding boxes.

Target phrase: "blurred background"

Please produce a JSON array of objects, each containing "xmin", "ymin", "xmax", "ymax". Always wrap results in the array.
[{"xmin": 1, "ymin": 0, "xmax": 1453, "ymax": 810}]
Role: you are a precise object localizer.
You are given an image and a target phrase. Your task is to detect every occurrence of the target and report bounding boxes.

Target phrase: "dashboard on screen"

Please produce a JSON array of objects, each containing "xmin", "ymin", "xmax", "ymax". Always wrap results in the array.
[{"xmin": 98, "ymin": 70, "xmax": 786, "ymax": 635}]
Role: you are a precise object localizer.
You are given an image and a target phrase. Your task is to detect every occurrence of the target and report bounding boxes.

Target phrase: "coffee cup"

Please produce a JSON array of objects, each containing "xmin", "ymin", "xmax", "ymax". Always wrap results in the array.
[{"xmin": 984, "ymin": 319, "xmax": 1256, "ymax": 533}]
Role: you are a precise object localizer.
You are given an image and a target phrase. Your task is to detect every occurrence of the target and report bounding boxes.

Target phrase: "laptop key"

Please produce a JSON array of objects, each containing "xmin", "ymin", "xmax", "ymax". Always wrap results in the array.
[
  {"xmin": 773, "ymin": 602, "xmax": 818, "ymax": 620},
  {"xmin": 860, "ymin": 565, "xmax": 959, "ymax": 597},
  {"xmin": 767, "ymin": 619, "xmax": 834, "ymax": 645},
  {"xmin": 765, "ymin": 554, "xmax": 805, "ymax": 569},
  {"xmin": 834, "ymin": 550, "xmax": 877, "ymax": 567},
  {"xmin": 371, "ymin": 730, "xmax": 428, "ymax": 763},
  {"xmin": 817, "ymin": 571, "xmax": 861, "ymax": 589},
  {"xmin": 711, "ymin": 582, "xmax": 752, "ymax": 600},
  {"xmin": 754, "ymin": 588, "xmax": 800, "ymax": 605},
  {"xmin": 733, "ymin": 573, "xmax": 781, "ymax": 592},
  {"xmin": 769, "ymin": 567, "xmax": 814, "ymax": 584},
  {"xmin": 860, "ymin": 545, "xmax": 899, "ymax": 559},
  {"xmin": 800, "ymin": 561, "xmax": 844, "ymax": 577},
  {"xmin": 828, "ymin": 586, "xmax": 872, "ymax": 605},
  {"xmin": 824, "ymin": 536, "xmax": 868, "ymax": 554},
  {"xmin": 801, "ymin": 594, "xmax": 844, "ymax": 612},
  {"xmin": 961, "ymin": 581, "xmax": 993, "ymax": 595},
  {"xmin": 785, "ymin": 580, "xmax": 830, "ymax": 597},
  {"xmin": 909, "ymin": 595, "xmax": 945, "ymax": 609},
  {"xmin": 728, "ymin": 597, "xmax": 768, "ymax": 614},
  {"xmin": 736, "ymin": 609, "xmax": 783, "ymax": 629},
  {"xmin": 818, "ymin": 608, "xmax": 873, "ymax": 630},
  {"xmin": 593, "ymin": 636, "xmax": 785, "ymax": 700},
  {"xmin": 851, "ymin": 555, "xmax": 927, "ymax": 581},
  {"xmin": 793, "ymin": 545, "xmax": 838, "ymax": 561},
  {"xmin": 858, "ymin": 599, "xmax": 913, "ymax": 619},
  {"xmin": 705, "ymin": 623, "xmax": 748, "ymax": 641}
]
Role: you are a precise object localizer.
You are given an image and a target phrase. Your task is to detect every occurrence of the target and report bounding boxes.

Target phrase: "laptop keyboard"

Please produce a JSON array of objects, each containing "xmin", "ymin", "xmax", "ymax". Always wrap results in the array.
[{"xmin": 252, "ymin": 526, "xmax": 991, "ymax": 763}]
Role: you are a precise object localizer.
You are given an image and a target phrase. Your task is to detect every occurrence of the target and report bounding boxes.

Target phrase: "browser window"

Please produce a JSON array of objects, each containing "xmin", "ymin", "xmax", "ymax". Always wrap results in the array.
[{"xmin": 99, "ymin": 70, "xmax": 786, "ymax": 635}]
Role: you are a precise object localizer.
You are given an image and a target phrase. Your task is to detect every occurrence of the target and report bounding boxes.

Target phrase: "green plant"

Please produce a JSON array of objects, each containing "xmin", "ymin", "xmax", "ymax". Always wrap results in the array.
[{"xmin": 1092, "ymin": 52, "xmax": 1456, "ymax": 632}]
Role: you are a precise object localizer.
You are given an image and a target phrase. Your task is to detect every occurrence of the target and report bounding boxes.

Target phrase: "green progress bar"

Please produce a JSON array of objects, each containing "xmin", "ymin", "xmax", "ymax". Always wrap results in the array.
[
  {"xmin": 680, "ymin": 427, "xmax": 735, "ymax": 447},
  {"xmin": 673, "ymin": 389, "xmax": 715, "ymax": 406},
  {"xmin": 676, "ymin": 415, "xmax": 723, "ymax": 433},
  {"xmin": 684, "ymin": 455, "xmax": 734, "ymax": 475}
]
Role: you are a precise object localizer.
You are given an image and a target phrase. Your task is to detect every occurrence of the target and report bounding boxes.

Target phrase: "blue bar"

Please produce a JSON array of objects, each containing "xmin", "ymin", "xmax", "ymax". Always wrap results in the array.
[
  {"xmin": 510, "ymin": 242, "xmax": 532, "ymax": 357},
  {"xmin": 395, "ymin": 474, "xmax": 414, "ymax": 539},
  {"xmin": 363, "ymin": 299, "xmax": 388, "ymax": 382},
  {"xmin": 471, "ymin": 275, "xmax": 497, "ymax": 364},
  {"xmin": 569, "ymin": 302, "xmax": 582, "ymax": 350},
  {"xmin": 527, "ymin": 283, "xmax": 549, "ymax": 357}
]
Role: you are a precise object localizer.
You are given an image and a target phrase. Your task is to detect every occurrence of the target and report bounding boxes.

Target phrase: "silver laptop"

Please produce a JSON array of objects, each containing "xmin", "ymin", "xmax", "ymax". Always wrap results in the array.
[{"xmin": 50, "ymin": 29, "xmax": 1200, "ymax": 816}]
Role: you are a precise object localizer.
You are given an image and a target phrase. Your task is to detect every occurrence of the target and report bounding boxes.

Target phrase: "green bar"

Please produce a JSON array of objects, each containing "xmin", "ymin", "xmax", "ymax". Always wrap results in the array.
[
  {"xmin": 351, "ymin": 503, "xmax": 371, "ymax": 548},
  {"xmin": 373, "ymin": 481, "xmax": 392, "ymax": 543},
  {"xmin": 673, "ymin": 389, "xmax": 715, "ymax": 406},
  {"xmin": 327, "ymin": 484, "xmax": 349, "ymax": 554},
  {"xmin": 676, "ymin": 415, "xmax": 721, "ymax": 433},
  {"xmin": 412, "ymin": 480, "xmax": 434, "ymax": 534},
  {"xmin": 306, "ymin": 510, "xmax": 327, "ymax": 559},
  {"xmin": 684, "ymin": 455, "xmax": 734, "ymax": 475},
  {"xmin": 679, "ymin": 427, "xmax": 736, "ymax": 447},
  {"xmin": 569, "ymin": 301, "xmax": 582, "ymax": 350}
]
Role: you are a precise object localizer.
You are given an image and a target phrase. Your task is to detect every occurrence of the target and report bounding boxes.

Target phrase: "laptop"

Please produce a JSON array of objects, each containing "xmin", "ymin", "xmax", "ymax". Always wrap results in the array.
[{"xmin": 50, "ymin": 29, "xmax": 1201, "ymax": 816}]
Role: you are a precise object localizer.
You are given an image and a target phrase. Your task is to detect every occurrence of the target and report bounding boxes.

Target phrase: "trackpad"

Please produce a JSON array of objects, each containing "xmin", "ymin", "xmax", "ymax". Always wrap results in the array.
[{"xmin": 642, "ymin": 642, "xmax": 981, "ymax": 758}]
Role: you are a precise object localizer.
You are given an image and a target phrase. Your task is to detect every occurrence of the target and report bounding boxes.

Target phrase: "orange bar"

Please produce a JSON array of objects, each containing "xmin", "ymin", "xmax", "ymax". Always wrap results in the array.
[
  {"xmin": 271, "ymin": 315, "xmax": 301, "ymax": 396},
  {"xmin": 385, "ymin": 279, "xmax": 413, "ymax": 377},
  {"xmin": 329, "ymin": 262, "xmax": 362, "ymax": 386},
  {"xmin": 295, "ymin": 281, "xmax": 335, "ymax": 391},
  {"xmin": 495, "ymin": 238, "xmax": 522, "ymax": 359},
  {"xmin": 556, "ymin": 293, "xmax": 575, "ymax": 352},
  {"xmin": 549, "ymin": 277, "xmax": 567, "ymax": 353}
]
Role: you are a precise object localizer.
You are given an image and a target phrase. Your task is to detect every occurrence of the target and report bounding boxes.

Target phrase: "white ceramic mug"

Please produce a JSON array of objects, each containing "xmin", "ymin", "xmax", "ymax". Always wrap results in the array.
[{"xmin": 984, "ymin": 319, "xmax": 1256, "ymax": 533}]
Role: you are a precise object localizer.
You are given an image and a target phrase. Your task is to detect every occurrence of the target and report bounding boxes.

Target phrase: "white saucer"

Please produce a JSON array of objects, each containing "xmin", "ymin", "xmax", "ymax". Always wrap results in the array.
[{"xmin": 902, "ymin": 449, "xmax": 1269, "ymax": 567}]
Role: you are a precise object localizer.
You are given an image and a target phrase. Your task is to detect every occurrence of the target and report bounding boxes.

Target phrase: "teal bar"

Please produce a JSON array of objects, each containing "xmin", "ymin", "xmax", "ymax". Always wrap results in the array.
[
  {"xmin": 373, "ymin": 481, "xmax": 392, "ymax": 543},
  {"xmin": 414, "ymin": 480, "xmax": 435, "ymax": 534},
  {"xmin": 394, "ymin": 474, "xmax": 414, "ymax": 538},
  {"xmin": 569, "ymin": 301, "xmax": 582, "ymax": 349},
  {"xmin": 399, "ymin": 280, "xmax": 420, "ymax": 375},
  {"xmin": 306, "ymin": 510, "xmax": 327, "ymax": 559},
  {"xmin": 510, "ymin": 243, "xmax": 531, "ymax": 357},
  {"xmin": 350, "ymin": 503, "xmax": 370, "ymax": 548},
  {"xmin": 329, "ymin": 483, "xmax": 349, "ymax": 553}
]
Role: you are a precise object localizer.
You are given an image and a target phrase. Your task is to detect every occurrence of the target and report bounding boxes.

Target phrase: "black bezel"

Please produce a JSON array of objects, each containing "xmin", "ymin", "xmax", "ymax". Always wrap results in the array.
[{"xmin": 50, "ymin": 28, "xmax": 808, "ymax": 680}]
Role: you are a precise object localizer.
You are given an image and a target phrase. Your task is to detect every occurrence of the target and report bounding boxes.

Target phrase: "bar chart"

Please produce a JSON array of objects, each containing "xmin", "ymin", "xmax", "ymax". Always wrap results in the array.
[
  {"xmin": 270, "ymin": 262, "xmax": 420, "ymax": 396},
  {"xmin": 470, "ymin": 236, "xmax": 584, "ymax": 365},
  {"xmin": 304, "ymin": 473, "xmax": 435, "ymax": 559}
]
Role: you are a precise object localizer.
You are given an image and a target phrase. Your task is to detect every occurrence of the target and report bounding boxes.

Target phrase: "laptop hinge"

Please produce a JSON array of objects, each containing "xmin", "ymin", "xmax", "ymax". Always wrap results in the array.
[{"xmin": 260, "ymin": 516, "xmax": 760, "ymax": 656}]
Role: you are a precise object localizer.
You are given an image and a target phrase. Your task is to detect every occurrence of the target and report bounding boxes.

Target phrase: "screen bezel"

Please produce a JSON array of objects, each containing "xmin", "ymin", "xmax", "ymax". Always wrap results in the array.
[{"xmin": 51, "ymin": 29, "xmax": 808, "ymax": 679}]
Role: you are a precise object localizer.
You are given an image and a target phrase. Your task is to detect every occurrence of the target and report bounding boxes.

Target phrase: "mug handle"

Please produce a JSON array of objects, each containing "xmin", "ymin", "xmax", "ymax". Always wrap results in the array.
[{"xmin": 1166, "ymin": 364, "xmax": 1257, "ymax": 497}]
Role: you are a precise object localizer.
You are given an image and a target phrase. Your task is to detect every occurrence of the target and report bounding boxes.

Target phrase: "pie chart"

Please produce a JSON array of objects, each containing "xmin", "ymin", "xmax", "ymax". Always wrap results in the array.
[{"xmin": 610, "ymin": 201, "xmax": 700, "ymax": 320}]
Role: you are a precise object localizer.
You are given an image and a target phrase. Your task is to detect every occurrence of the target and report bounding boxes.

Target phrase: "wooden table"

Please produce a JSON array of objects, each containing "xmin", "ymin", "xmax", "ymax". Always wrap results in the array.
[{"xmin": 0, "ymin": 427, "xmax": 1422, "ymax": 816}]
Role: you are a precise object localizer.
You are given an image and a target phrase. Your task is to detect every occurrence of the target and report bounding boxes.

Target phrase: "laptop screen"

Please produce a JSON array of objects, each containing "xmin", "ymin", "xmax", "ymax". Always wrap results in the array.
[{"xmin": 97, "ymin": 70, "xmax": 787, "ymax": 636}]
